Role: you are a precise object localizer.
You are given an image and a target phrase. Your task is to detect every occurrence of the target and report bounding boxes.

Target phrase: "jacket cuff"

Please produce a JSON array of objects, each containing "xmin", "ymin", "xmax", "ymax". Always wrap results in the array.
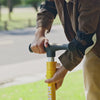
[
  {"xmin": 36, "ymin": 10, "xmax": 54, "ymax": 33},
  {"xmin": 59, "ymin": 47, "xmax": 83, "ymax": 71}
]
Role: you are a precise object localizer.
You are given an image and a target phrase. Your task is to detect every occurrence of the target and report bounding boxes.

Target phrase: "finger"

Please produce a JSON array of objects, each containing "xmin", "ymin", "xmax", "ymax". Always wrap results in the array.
[
  {"xmin": 55, "ymin": 83, "xmax": 61, "ymax": 90},
  {"xmin": 45, "ymin": 77, "xmax": 56, "ymax": 83},
  {"xmin": 55, "ymin": 83, "xmax": 62, "ymax": 90},
  {"xmin": 55, "ymin": 83, "xmax": 57, "ymax": 90},
  {"xmin": 45, "ymin": 72, "xmax": 61, "ymax": 83},
  {"xmin": 44, "ymin": 39, "xmax": 49, "ymax": 48},
  {"xmin": 55, "ymin": 80, "xmax": 63, "ymax": 90},
  {"xmin": 45, "ymin": 74, "xmax": 60, "ymax": 83},
  {"xmin": 38, "ymin": 41, "xmax": 46, "ymax": 53},
  {"xmin": 30, "ymin": 42, "xmax": 40, "ymax": 53},
  {"xmin": 31, "ymin": 45, "xmax": 40, "ymax": 53},
  {"xmin": 38, "ymin": 46, "xmax": 45, "ymax": 54}
]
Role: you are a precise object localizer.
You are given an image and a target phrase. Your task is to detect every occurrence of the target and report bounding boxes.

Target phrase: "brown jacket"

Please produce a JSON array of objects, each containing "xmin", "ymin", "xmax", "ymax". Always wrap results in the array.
[{"xmin": 37, "ymin": 0, "xmax": 100, "ymax": 71}]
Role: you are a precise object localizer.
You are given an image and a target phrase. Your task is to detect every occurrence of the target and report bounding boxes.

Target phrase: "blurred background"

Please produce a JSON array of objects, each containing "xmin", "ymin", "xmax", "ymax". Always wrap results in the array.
[
  {"xmin": 0, "ymin": 0, "xmax": 60, "ymax": 31},
  {"xmin": 0, "ymin": 0, "xmax": 85, "ymax": 100}
]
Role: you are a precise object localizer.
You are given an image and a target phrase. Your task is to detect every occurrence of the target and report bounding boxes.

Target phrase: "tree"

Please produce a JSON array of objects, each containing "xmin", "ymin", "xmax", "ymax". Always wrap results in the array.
[
  {"xmin": 7, "ymin": 0, "xmax": 13, "ymax": 20},
  {"xmin": 1, "ymin": 0, "xmax": 21, "ymax": 20},
  {"xmin": 26, "ymin": 0, "xmax": 42, "ymax": 11}
]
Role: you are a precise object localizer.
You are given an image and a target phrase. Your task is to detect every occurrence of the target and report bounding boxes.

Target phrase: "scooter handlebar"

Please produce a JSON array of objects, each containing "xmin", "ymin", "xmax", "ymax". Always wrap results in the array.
[{"xmin": 29, "ymin": 43, "xmax": 69, "ymax": 57}]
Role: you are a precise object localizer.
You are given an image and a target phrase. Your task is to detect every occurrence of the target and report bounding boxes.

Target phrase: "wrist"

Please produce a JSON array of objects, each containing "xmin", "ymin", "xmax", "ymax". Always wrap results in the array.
[
  {"xmin": 61, "ymin": 66, "xmax": 68, "ymax": 75},
  {"xmin": 35, "ymin": 27, "xmax": 47, "ymax": 37}
]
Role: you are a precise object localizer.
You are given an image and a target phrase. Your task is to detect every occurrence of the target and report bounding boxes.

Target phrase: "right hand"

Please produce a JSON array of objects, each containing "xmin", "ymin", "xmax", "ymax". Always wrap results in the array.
[
  {"xmin": 30, "ymin": 27, "xmax": 49, "ymax": 54},
  {"xmin": 45, "ymin": 63, "xmax": 68, "ymax": 90}
]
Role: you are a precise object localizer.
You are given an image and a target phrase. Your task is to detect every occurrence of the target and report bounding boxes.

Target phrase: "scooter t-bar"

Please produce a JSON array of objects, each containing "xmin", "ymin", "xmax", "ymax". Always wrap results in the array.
[{"xmin": 29, "ymin": 43, "xmax": 69, "ymax": 100}]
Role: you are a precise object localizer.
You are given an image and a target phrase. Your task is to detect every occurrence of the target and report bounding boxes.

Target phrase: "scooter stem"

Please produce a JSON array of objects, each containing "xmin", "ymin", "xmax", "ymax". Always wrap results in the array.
[{"xmin": 29, "ymin": 43, "xmax": 69, "ymax": 100}]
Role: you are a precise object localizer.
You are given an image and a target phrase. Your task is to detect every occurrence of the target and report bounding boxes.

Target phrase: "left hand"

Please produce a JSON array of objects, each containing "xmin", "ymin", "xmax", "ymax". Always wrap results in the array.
[{"xmin": 45, "ymin": 63, "xmax": 68, "ymax": 90}]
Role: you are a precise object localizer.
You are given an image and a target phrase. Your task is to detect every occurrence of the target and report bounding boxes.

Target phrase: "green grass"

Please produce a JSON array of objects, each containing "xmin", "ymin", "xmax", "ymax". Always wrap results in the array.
[
  {"xmin": 0, "ymin": 8, "xmax": 61, "ymax": 31},
  {"xmin": 0, "ymin": 11, "xmax": 37, "ymax": 31},
  {"xmin": 0, "ymin": 70, "xmax": 85, "ymax": 100}
]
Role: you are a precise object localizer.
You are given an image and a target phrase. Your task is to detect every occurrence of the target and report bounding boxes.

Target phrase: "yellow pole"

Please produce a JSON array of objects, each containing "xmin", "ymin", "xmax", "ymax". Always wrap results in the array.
[{"xmin": 46, "ymin": 61, "xmax": 56, "ymax": 100}]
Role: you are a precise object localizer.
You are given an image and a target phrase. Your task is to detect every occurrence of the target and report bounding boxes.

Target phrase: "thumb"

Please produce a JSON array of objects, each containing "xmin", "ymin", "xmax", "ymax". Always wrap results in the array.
[
  {"xmin": 45, "ymin": 77, "xmax": 56, "ymax": 83},
  {"xmin": 45, "ymin": 74, "xmax": 59, "ymax": 83},
  {"xmin": 44, "ymin": 39, "xmax": 49, "ymax": 48}
]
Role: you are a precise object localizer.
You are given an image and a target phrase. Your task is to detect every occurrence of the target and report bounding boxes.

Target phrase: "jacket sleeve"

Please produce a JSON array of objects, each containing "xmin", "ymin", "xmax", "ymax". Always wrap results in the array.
[
  {"xmin": 36, "ymin": 0, "xmax": 57, "ymax": 32},
  {"xmin": 59, "ymin": 0, "xmax": 99, "ymax": 71}
]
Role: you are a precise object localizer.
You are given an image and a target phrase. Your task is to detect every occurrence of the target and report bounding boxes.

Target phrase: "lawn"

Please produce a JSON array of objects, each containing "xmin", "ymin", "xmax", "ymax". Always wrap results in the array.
[
  {"xmin": 0, "ymin": 70, "xmax": 85, "ymax": 100},
  {"xmin": 0, "ymin": 10, "xmax": 37, "ymax": 30},
  {"xmin": 0, "ymin": 8, "xmax": 61, "ymax": 31}
]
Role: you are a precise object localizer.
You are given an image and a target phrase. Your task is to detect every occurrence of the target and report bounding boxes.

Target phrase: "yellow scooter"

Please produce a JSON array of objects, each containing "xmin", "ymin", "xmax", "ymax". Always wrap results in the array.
[{"xmin": 29, "ymin": 44, "xmax": 68, "ymax": 100}]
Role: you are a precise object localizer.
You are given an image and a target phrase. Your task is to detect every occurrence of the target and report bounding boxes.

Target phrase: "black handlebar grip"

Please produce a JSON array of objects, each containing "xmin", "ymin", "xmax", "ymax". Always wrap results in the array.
[{"xmin": 29, "ymin": 44, "xmax": 33, "ymax": 53}]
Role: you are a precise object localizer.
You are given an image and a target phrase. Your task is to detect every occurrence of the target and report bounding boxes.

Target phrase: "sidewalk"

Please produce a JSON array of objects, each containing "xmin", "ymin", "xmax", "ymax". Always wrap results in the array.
[{"xmin": 0, "ymin": 58, "xmax": 46, "ymax": 88}]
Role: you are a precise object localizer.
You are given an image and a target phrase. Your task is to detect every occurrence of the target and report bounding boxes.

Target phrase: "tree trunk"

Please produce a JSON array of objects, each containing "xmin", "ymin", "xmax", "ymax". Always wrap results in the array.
[
  {"xmin": 8, "ymin": 11, "xmax": 11, "ymax": 20},
  {"xmin": 8, "ymin": 0, "xmax": 13, "ymax": 20}
]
